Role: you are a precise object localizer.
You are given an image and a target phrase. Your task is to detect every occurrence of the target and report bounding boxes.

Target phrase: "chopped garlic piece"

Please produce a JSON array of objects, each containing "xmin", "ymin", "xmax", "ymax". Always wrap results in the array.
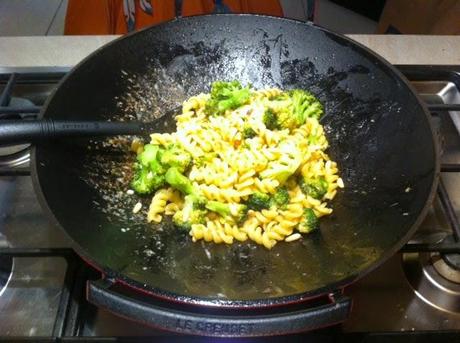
[
  {"xmin": 285, "ymin": 233, "xmax": 302, "ymax": 242},
  {"xmin": 337, "ymin": 178, "xmax": 344, "ymax": 188},
  {"xmin": 132, "ymin": 202, "xmax": 142, "ymax": 214}
]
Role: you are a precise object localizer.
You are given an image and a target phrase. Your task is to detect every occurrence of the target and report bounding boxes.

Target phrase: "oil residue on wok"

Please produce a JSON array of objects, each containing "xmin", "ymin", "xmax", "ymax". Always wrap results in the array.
[{"xmin": 75, "ymin": 34, "xmax": 402, "ymax": 300}]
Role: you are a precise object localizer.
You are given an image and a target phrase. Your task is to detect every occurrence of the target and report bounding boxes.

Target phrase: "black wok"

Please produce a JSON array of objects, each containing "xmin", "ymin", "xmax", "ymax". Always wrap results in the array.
[{"xmin": 29, "ymin": 14, "xmax": 438, "ymax": 333}]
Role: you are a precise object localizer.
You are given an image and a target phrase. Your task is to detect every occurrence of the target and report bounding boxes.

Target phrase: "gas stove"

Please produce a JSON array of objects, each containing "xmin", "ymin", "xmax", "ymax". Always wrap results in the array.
[{"xmin": 0, "ymin": 66, "xmax": 459, "ymax": 341}]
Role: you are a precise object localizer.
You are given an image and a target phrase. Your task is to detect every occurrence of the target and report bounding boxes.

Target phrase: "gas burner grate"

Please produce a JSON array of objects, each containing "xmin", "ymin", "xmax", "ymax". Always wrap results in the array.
[
  {"xmin": 0, "ymin": 72, "xmax": 66, "ymax": 119},
  {"xmin": 397, "ymin": 65, "xmax": 460, "ymax": 256},
  {"xmin": 0, "ymin": 248, "xmax": 86, "ymax": 337},
  {"xmin": 401, "ymin": 180, "xmax": 460, "ymax": 254}
]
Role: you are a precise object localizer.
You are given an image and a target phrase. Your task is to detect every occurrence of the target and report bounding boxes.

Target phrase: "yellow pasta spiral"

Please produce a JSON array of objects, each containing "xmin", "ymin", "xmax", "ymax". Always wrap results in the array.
[
  {"xmin": 134, "ymin": 85, "xmax": 342, "ymax": 249},
  {"xmin": 147, "ymin": 188, "xmax": 175, "ymax": 223},
  {"xmin": 252, "ymin": 88, "xmax": 283, "ymax": 99},
  {"xmin": 182, "ymin": 93, "xmax": 209, "ymax": 113}
]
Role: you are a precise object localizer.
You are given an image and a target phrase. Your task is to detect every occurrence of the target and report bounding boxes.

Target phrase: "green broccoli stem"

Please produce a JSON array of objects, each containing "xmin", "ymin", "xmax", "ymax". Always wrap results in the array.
[
  {"xmin": 205, "ymin": 200, "xmax": 247, "ymax": 221},
  {"xmin": 205, "ymin": 201, "xmax": 231, "ymax": 217},
  {"xmin": 164, "ymin": 167, "xmax": 208, "ymax": 211},
  {"xmin": 165, "ymin": 167, "xmax": 194, "ymax": 195}
]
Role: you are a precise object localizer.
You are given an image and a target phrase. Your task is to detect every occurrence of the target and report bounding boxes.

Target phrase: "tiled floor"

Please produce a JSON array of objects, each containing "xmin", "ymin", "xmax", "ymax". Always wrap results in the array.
[{"xmin": 0, "ymin": 0, "xmax": 376, "ymax": 36}]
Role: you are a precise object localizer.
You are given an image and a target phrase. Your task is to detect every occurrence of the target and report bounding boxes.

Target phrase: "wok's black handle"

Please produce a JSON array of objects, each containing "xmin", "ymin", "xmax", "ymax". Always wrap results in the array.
[
  {"xmin": 0, "ymin": 119, "xmax": 144, "ymax": 145},
  {"xmin": 87, "ymin": 279, "xmax": 351, "ymax": 337}
]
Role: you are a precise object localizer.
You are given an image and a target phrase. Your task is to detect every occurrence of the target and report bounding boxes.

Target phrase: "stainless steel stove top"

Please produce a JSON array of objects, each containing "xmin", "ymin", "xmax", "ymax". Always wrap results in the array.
[{"xmin": 0, "ymin": 66, "xmax": 459, "ymax": 340}]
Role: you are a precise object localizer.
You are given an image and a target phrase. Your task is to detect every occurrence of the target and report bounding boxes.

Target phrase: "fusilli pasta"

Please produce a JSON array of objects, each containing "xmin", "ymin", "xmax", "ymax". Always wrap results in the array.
[{"xmin": 131, "ymin": 82, "xmax": 343, "ymax": 249}]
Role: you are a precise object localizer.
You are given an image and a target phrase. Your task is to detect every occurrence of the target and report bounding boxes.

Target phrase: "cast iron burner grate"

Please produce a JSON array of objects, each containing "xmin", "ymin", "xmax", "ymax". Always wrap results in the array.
[
  {"xmin": 0, "ymin": 66, "xmax": 460, "ymax": 341},
  {"xmin": 0, "ymin": 254, "xmax": 12, "ymax": 297}
]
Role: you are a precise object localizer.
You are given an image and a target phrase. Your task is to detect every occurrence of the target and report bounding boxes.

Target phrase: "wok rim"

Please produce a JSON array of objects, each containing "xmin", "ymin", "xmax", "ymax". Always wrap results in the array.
[{"xmin": 31, "ymin": 14, "xmax": 440, "ymax": 309}]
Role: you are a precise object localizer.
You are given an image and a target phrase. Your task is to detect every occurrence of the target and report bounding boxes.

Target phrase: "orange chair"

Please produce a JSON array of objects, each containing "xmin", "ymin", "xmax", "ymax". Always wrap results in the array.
[{"xmin": 65, "ymin": 0, "xmax": 283, "ymax": 35}]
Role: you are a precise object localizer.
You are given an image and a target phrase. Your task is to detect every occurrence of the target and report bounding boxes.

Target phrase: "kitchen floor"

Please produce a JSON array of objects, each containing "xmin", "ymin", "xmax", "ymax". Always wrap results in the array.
[{"xmin": 0, "ymin": 0, "xmax": 377, "ymax": 36}]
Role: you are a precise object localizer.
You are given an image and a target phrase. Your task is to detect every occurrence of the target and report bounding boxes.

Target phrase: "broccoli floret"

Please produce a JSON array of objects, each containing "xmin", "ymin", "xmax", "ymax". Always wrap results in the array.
[
  {"xmin": 136, "ymin": 144, "xmax": 165, "ymax": 174},
  {"xmin": 299, "ymin": 176, "xmax": 329, "ymax": 200},
  {"xmin": 279, "ymin": 89, "xmax": 323, "ymax": 129},
  {"xmin": 263, "ymin": 108, "xmax": 279, "ymax": 130},
  {"xmin": 270, "ymin": 187, "xmax": 290, "ymax": 208},
  {"xmin": 290, "ymin": 89, "xmax": 323, "ymax": 120},
  {"xmin": 245, "ymin": 188, "xmax": 289, "ymax": 211},
  {"xmin": 205, "ymin": 80, "xmax": 251, "ymax": 116},
  {"xmin": 241, "ymin": 142, "xmax": 250, "ymax": 149},
  {"xmin": 131, "ymin": 144, "xmax": 193, "ymax": 196},
  {"xmin": 131, "ymin": 144, "xmax": 166, "ymax": 195},
  {"xmin": 268, "ymin": 157, "xmax": 302, "ymax": 185},
  {"xmin": 205, "ymin": 201, "xmax": 248, "ymax": 222},
  {"xmin": 172, "ymin": 195, "xmax": 207, "ymax": 230},
  {"xmin": 308, "ymin": 134, "xmax": 319, "ymax": 145},
  {"xmin": 137, "ymin": 144, "xmax": 157, "ymax": 166},
  {"xmin": 271, "ymin": 170, "xmax": 296, "ymax": 185},
  {"xmin": 130, "ymin": 163, "xmax": 165, "ymax": 195},
  {"xmin": 293, "ymin": 91, "xmax": 323, "ymax": 120},
  {"xmin": 246, "ymin": 192, "xmax": 271, "ymax": 211},
  {"xmin": 269, "ymin": 89, "xmax": 324, "ymax": 130},
  {"xmin": 160, "ymin": 144, "xmax": 191, "ymax": 173},
  {"xmin": 242, "ymin": 126, "xmax": 257, "ymax": 139},
  {"xmin": 132, "ymin": 144, "xmax": 194, "ymax": 195},
  {"xmin": 194, "ymin": 152, "xmax": 218, "ymax": 167},
  {"xmin": 298, "ymin": 208, "xmax": 319, "ymax": 233}
]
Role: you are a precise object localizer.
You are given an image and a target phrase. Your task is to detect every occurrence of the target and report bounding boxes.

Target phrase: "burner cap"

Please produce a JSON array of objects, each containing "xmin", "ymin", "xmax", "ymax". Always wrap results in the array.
[
  {"xmin": 441, "ymin": 235, "xmax": 460, "ymax": 271},
  {"xmin": 403, "ymin": 250, "xmax": 460, "ymax": 314}
]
